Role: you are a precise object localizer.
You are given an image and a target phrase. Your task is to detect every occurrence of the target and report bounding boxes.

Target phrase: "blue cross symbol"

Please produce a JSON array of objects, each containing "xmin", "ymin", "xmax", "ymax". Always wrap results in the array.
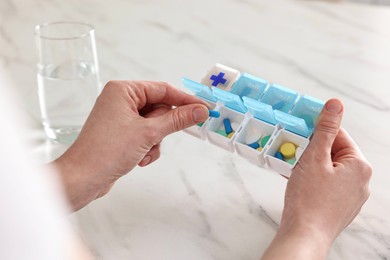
[{"xmin": 210, "ymin": 72, "xmax": 227, "ymax": 87}]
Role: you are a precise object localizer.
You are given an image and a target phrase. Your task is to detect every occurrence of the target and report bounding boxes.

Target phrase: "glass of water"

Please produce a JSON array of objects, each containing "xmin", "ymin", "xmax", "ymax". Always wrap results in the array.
[{"xmin": 35, "ymin": 21, "xmax": 101, "ymax": 143}]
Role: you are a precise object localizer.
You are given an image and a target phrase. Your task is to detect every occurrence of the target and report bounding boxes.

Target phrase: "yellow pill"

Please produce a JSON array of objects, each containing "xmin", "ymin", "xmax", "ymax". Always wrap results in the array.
[
  {"xmin": 256, "ymin": 147, "xmax": 263, "ymax": 152},
  {"xmin": 227, "ymin": 131, "xmax": 235, "ymax": 139},
  {"xmin": 280, "ymin": 142, "xmax": 296, "ymax": 159}
]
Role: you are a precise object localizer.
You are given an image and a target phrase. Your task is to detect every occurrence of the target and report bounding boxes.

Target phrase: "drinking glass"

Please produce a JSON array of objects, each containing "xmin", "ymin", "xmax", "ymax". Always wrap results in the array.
[{"xmin": 35, "ymin": 21, "xmax": 101, "ymax": 143}]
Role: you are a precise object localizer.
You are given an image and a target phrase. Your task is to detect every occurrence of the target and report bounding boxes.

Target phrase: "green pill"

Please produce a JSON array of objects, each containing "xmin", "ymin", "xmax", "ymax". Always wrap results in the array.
[
  {"xmin": 260, "ymin": 135, "xmax": 271, "ymax": 148},
  {"xmin": 286, "ymin": 158, "xmax": 296, "ymax": 165},
  {"xmin": 216, "ymin": 130, "xmax": 227, "ymax": 137}
]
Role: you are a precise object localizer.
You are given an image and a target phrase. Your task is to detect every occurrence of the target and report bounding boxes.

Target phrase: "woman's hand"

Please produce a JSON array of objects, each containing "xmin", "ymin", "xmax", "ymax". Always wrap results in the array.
[
  {"xmin": 262, "ymin": 99, "xmax": 372, "ymax": 260},
  {"xmin": 52, "ymin": 80, "xmax": 209, "ymax": 211}
]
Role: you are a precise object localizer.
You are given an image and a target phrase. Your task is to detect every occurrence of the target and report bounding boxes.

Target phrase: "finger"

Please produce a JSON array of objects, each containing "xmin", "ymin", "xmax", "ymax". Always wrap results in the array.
[
  {"xmin": 331, "ymin": 128, "xmax": 366, "ymax": 162},
  {"xmin": 126, "ymin": 81, "xmax": 210, "ymax": 110},
  {"xmin": 138, "ymin": 144, "xmax": 161, "ymax": 167},
  {"xmin": 152, "ymin": 104, "xmax": 209, "ymax": 138},
  {"xmin": 308, "ymin": 99, "xmax": 344, "ymax": 159},
  {"xmin": 332, "ymin": 128, "xmax": 360, "ymax": 155},
  {"xmin": 143, "ymin": 104, "xmax": 172, "ymax": 118}
]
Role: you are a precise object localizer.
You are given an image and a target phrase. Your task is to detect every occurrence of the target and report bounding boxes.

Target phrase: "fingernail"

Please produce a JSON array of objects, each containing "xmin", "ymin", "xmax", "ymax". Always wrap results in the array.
[
  {"xmin": 192, "ymin": 106, "xmax": 207, "ymax": 123},
  {"xmin": 140, "ymin": 155, "xmax": 151, "ymax": 166},
  {"xmin": 326, "ymin": 100, "xmax": 343, "ymax": 115}
]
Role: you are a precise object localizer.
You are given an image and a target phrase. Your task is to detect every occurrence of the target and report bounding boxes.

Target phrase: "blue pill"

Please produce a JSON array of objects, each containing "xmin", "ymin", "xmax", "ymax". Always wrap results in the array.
[
  {"xmin": 209, "ymin": 110, "xmax": 220, "ymax": 118},
  {"xmin": 223, "ymin": 118, "xmax": 233, "ymax": 135},
  {"xmin": 248, "ymin": 142, "xmax": 260, "ymax": 149},
  {"xmin": 275, "ymin": 152, "xmax": 284, "ymax": 160}
]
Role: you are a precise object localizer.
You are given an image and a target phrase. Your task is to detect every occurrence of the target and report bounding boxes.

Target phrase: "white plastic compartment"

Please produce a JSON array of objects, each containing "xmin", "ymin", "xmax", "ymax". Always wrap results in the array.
[
  {"xmin": 265, "ymin": 129, "xmax": 309, "ymax": 177},
  {"xmin": 234, "ymin": 116, "xmax": 279, "ymax": 166},
  {"xmin": 205, "ymin": 104, "xmax": 245, "ymax": 152}
]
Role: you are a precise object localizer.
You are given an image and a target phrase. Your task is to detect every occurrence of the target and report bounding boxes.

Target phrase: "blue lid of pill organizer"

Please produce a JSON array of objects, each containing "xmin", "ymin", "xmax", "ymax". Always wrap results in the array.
[
  {"xmin": 290, "ymin": 95, "xmax": 325, "ymax": 134},
  {"xmin": 260, "ymin": 84, "xmax": 299, "ymax": 113},
  {"xmin": 242, "ymin": 96, "xmax": 277, "ymax": 125},
  {"xmin": 182, "ymin": 78, "xmax": 217, "ymax": 103},
  {"xmin": 212, "ymin": 87, "xmax": 247, "ymax": 113},
  {"xmin": 274, "ymin": 110, "xmax": 311, "ymax": 138},
  {"xmin": 230, "ymin": 73, "xmax": 269, "ymax": 100}
]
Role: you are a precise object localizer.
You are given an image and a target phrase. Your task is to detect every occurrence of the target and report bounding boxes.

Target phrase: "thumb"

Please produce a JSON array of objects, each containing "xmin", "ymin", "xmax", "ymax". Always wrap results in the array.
[
  {"xmin": 308, "ymin": 99, "xmax": 344, "ymax": 158},
  {"xmin": 153, "ymin": 104, "xmax": 209, "ymax": 138}
]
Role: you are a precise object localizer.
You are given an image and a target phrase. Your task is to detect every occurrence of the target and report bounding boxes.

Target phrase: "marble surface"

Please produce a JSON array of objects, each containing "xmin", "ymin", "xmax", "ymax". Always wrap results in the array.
[{"xmin": 1, "ymin": 0, "xmax": 390, "ymax": 259}]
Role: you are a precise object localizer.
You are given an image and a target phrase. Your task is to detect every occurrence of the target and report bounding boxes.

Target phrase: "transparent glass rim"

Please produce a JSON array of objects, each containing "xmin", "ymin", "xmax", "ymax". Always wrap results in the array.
[{"xmin": 34, "ymin": 21, "xmax": 95, "ymax": 40}]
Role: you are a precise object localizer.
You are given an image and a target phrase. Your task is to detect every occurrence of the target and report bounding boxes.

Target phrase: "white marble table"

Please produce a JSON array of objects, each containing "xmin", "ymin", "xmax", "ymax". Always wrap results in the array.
[{"xmin": 1, "ymin": 0, "xmax": 390, "ymax": 259}]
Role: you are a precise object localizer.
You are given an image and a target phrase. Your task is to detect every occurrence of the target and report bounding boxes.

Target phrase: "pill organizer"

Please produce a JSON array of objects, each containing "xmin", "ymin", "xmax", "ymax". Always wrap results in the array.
[{"xmin": 182, "ymin": 64, "xmax": 324, "ymax": 177}]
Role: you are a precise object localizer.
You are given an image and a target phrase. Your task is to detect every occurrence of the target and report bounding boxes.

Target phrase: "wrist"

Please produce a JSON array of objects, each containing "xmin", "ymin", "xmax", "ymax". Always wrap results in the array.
[
  {"xmin": 262, "ymin": 220, "xmax": 332, "ymax": 260},
  {"xmin": 51, "ymin": 143, "xmax": 111, "ymax": 211}
]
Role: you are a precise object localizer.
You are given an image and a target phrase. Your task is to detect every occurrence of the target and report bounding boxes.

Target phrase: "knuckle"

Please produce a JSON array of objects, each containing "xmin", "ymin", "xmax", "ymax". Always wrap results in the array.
[
  {"xmin": 316, "ymin": 119, "xmax": 340, "ymax": 135},
  {"xmin": 144, "ymin": 121, "xmax": 162, "ymax": 142},
  {"xmin": 158, "ymin": 81, "xmax": 173, "ymax": 89},
  {"xmin": 170, "ymin": 109, "xmax": 187, "ymax": 132},
  {"xmin": 103, "ymin": 80, "xmax": 123, "ymax": 94},
  {"xmin": 105, "ymin": 80, "xmax": 119, "ymax": 89},
  {"xmin": 360, "ymin": 160, "xmax": 373, "ymax": 180}
]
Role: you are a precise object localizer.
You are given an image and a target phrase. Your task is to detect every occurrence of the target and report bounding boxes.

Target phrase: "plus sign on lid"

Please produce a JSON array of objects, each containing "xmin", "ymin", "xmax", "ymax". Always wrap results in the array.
[{"xmin": 201, "ymin": 63, "xmax": 240, "ymax": 91}]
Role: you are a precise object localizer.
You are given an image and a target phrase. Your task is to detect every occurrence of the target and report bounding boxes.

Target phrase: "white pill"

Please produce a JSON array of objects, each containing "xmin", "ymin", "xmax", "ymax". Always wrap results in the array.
[
  {"xmin": 295, "ymin": 147, "xmax": 304, "ymax": 159},
  {"xmin": 245, "ymin": 129, "xmax": 263, "ymax": 144},
  {"xmin": 231, "ymin": 122, "xmax": 240, "ymax": 131}
]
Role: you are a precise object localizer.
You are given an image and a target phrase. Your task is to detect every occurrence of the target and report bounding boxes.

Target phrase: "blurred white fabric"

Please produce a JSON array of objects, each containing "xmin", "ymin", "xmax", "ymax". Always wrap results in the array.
[{"xmin": 0, "ymin": 76, "xmax": 74, "ymax": 260}]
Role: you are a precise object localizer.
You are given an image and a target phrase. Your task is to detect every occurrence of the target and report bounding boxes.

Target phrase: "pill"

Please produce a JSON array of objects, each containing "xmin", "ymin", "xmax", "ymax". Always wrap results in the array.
[
  {"xmin": 260, "ymin": 135, "xmax": 271, "ymax": 148},
  {"xmin": 248, "ymin": 142, "xmax": 260, "ymax": 149},
  {"xmin": 245, "ymin": 129, "xmax": 263, "ymax": 144},
  {"xmin": 216, "ymin": 130, "xmax": 227, "ymax": 137},
  {"xmin": 223, "ymin": 118, "xmax": 233, "ymax": 134},
  {"xmin": 295, "ymin": 146, "xmax": 304, "ymax": 159},
  {"xmin": 231, "ymin": 122, "xmax": 240, "ymax": 131},
  {"xmin": 275, "ymin": 152, "xmax": 284, "ymax": 160},
  {"xmin": 280, "ymin": 142, "xmax": 296, "ymax": 159},
  {"xmin": 286, "ymin": 158, "xmax": 296, "ymax": 165},
  {"xmin": 209, "ymin": 110, "xmax": 220, "ymax": 118},
  {"xmin": 256, "ymin": 147, "xmax": 263, "ymax": 152},
  {"xmin": 197, "ymin": 122, "xmax": 204, "ymax": 127},
  {"xmin": 227, "ymin": 131, "xmax": 235, "ymax": 139}
]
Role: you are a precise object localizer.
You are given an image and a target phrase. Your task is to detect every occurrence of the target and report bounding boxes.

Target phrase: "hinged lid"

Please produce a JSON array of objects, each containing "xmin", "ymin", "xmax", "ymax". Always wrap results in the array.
[
  {"xmin": 290, "ymin": 95, "xmax": 324, "ymax": 134},
  {"xmin": 260, "ymin": 84, "xmax": 299, "ymax": 113},
  {"xmin": 243, "ymin": 97, "xmax": 277, "ymax": 125},
  {"xmin": 182, "ymin": 78, "xmax": 217, "ymax": 103},
  {"xmin": 212, "ymin": 87, "xmax": 247, "ymax": 113},
  {"xmin": 230, "ymin": 73, "xmax": 269, "ymax": 100},
  {"xmin": 274, "ymin": 110, "xmax": 310, "ymax": 137}
]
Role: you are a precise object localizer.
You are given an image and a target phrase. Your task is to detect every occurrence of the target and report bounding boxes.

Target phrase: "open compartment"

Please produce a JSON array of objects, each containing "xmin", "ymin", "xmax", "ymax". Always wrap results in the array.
[
  {"xmin": 205, "ymin": 104, "xmax": 245, "ymax": 152},
  {"xmin": 265, "ymin": 129, "xmax": 309, "ymax": 177},
  {"xmin": 234, "ymin": 116, "xmax": 278, "ymax": 166},
  {"xmin": 234, "ymin": 96, "xmax": 279, "ymax": 166}
]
